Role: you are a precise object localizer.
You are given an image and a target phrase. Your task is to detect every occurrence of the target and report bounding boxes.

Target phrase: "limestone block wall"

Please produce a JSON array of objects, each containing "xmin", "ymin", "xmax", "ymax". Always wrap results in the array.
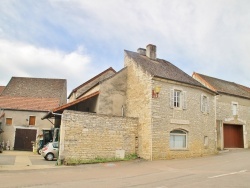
[
  {"xmin": 151, "ymin": 78, "xmax": 217, "ymax": 159},
  {"xmin": 124, "ymin": 54, "xmax": 153, "ymax": 160},
  {"xmin": 59, "ymin": 110, "xmax": 138, "ymax": 161},
  {"xmin": 216, "ymin": 95, "xmax": 250, "ymax": 148}
]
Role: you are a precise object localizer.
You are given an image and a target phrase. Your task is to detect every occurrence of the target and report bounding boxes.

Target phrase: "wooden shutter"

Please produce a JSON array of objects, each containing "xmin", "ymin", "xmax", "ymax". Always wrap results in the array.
[
  {"xmin": 200, "ymin": 94, "xmax": 204, "ymax": 112},
  {"xmin": 6, "ymin": 118, "xmax": 12, "ymax": 125},
  {"xmin": 182, "ymin": 91, "xmax": 187, "ymax": 110},
  {"xmin": 170, "ymin": 89, "xmax": 174, "ymax": 108},
  {"xmin": 29, "ymin": 116, "xmax": 36, "ymax": 126},
  {"xmin": 207, "ymin": 97, "xmax": 210, "ymax": 113}
]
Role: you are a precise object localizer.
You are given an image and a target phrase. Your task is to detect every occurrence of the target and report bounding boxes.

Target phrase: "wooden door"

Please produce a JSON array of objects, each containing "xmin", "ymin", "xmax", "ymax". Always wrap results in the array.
[
  {"xmin": 14, "ymin": 129, "xmax": 37, "ymax": 151},
  {"xmin": 224, "ymin": 124, "xmax": 243, "ymax": 148}
]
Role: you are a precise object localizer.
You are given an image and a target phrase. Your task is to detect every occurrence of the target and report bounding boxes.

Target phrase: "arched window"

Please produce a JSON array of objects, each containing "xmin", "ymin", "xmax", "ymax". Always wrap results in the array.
[{"xmin": 170, "ymin": 129, "xmax": 187, "ymax": 149}]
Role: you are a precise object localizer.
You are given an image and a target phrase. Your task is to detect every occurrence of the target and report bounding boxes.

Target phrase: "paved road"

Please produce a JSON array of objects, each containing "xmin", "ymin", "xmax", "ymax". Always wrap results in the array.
[
  {"xmin": 0, "ymin": 150, "xmax": 59, "ymax": 171},
  {"xmin": 0, "ymin": 149, "xmax": 249, "ymax": 188}
]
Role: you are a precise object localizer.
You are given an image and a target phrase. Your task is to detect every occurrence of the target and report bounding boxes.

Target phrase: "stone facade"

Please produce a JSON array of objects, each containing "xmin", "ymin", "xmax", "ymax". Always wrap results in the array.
[
  {"xmin": 59, "ymin": 110, "xmax": 138, "ymax": 162},
  {"xmin": 216, "ymin": 95, "xmax": 250, "ymax": 149},
  {"xmin": 124, "ymin": 51, "xmax": 217, "ymax": 160},
  {"xmin": 125, "ymin": 54, "xmax": 153, "ymax": 160},
  {"xmin": 151, "ymin": 78, "xmax": 217, "ymax": 159}
]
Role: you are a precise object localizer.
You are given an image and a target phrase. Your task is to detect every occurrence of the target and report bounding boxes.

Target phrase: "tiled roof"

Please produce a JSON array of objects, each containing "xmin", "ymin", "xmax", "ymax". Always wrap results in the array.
[
  {"xmin": 193, "ymin": 73, "xmax": 250, "ymax": 99},
  {"xmin": 0, "ymin": 86, "xmax": 5, "ymax": 94},
  {"xmin": 42, "ymin": 91, "xmax": 99, "ymax": 119},
  {"xmin": 1, "ymin": 77, "xmax": 66, "ymax": 98},
  {"xmin": 0, "ymin": 96, "xmax": 60, "ymax": 111},
  {"xmin": 68, "ymin": 67, "xmax": 116, "ymax": 99},
  {"xmin": 125, "ymin": 50, "xmax": 207, "ymax": 88}
]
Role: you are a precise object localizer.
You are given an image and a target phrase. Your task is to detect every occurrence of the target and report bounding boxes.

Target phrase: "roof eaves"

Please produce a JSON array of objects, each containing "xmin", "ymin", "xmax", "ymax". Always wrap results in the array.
[{"xmin": 153, "ymin": 75, "xmax": 218, "ymax": 95}]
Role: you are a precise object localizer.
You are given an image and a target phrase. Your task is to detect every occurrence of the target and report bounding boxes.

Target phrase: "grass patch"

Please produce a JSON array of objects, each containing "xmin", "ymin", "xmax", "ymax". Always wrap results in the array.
[{"xmin": 64, "ymin": 153, "xmax": 138, "ymax": 165}]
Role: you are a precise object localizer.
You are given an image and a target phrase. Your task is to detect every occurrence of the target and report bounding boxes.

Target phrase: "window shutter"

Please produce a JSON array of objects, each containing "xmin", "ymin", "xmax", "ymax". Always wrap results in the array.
[
  {"xmin": 200, "ymin": 94, "xmax": 204, "ymax": 112},
  {"xmin": 29, "ymin": 116, "xmax": 36, "ymax": 126},
  {"xmin": 207, "ymin": 97, "xmax": 210, "ymax": 113},
  {"xmin": 182, "ymin": 91, "xmax": 187, "ymax": 109},
  {"xmin": 170, "ymin": 89, "xmax": 174, "ymax": 108}
]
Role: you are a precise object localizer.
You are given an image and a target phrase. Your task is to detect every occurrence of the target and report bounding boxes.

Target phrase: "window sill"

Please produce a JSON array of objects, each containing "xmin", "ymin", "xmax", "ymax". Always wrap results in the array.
[{"xmin": 170, "ymin": 148, "xmax": 188, "ymax": 151}]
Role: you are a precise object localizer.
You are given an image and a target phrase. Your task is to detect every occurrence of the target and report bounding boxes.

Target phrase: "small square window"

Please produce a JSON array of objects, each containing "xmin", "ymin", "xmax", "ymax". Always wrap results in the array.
[
  {"xmin": 29, "ymin": 116, "xmax": 36, "ymax": 126},
  {"xmin": 6, "ymin": 118, "xmax": 12, "ymax": 125}
]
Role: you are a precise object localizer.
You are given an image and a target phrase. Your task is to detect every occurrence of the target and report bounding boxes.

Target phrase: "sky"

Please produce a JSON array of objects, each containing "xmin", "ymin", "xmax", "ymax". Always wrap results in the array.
[{"xmin": 1, "ymin": 0, "xmax": 250, "ymax": 95}]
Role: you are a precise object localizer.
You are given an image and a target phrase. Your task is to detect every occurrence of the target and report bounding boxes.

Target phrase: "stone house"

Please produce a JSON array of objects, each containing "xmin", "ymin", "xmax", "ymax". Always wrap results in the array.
[
  {"xmin": 193, "ymin": 73, "xmax": 250, "ymax": 150},
  {"xmin": 124, "ymin": 45, "xmax": 218, "ymax": 160},
  {"xmin": 44, "ymin": 44, "xmax": 220, "ymax": 162},
  {"xmin": 0, "ymin": 77, "xmax": 67, "ymax": 151}
]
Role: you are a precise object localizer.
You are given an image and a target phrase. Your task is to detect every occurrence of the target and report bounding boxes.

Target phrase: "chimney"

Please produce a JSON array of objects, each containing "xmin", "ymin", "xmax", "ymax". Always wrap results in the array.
[
  {"xmin": 137, "ymin": 48, "xmax": 146, "ymax": 56},
  {"xmin": 146, "ymin": 44, "xmax": 156, "ymax": 60}
]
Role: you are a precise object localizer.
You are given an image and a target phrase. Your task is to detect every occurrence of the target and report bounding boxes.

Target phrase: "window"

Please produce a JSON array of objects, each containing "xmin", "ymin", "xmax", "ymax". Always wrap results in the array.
[
  {"xmin": 201, "ymin": 94, "xmax": 209, "ymax": 113},
  {"xmin": 170, "ymin": 89, "xmax": 187, "ymax": 109},
  {"xmin": 204, "ymin": 136, "xmax": 208, "ymax": 147},
  {"xmin": 170, "ymin": 129, "xmax": 187, "ymax": 149},
  {"xmin": 174, "ymin": 90, "xmax": 181, "ymax": 107},
  {"xmin": 232, "ymin": 102, "xmax": 238, "ymax": 115},
  {"xmin": 29, "ymin": 116, "xmax": 36, "ymax": 126},
  {"xmin": 6, "ymin": 118, "xmax": 12, "ymax": 125}
]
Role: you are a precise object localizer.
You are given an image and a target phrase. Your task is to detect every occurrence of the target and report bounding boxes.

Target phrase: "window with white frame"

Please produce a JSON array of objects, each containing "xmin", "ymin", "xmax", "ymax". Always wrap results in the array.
[
  {"xmin": 170, "ymin": 89, "xmax": 187, "ymax": 109},
  {"xmin": 201, "ymin": 94, "xmax": 209, "ymax": 113},
  {"xmin": 170, "ymin": 129, "xmax": 187, "ymax": 149},
  {"xmin": 232, "ymin": 102, "xmax": 238, "ymax": 115}
]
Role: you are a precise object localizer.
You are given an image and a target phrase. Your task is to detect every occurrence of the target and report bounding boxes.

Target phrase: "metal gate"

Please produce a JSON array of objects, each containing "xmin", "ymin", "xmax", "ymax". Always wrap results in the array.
[
  {"xmin": 223, "ymin": 124, "xmax": 244, "ymax": 148},
  {"xmin": 14, "ymin": 128, "xmax": 37, "ymax": 151}
]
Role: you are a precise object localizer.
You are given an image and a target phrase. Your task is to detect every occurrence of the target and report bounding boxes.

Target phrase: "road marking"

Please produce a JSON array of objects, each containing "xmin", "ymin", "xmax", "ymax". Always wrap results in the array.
[{"xmin": 208, "ymin": 170, "xmax": 247, "ymax": 179}]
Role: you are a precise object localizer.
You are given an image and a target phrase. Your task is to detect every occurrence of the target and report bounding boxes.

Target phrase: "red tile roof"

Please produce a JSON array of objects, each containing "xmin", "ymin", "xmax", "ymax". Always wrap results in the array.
[
  {"xmin": 0, "ymin": 96, "xmax": 60, "ymax": 111},
  {"xmin": 0, "ymin": 86, "xmax": 5, "ymax": 94}
]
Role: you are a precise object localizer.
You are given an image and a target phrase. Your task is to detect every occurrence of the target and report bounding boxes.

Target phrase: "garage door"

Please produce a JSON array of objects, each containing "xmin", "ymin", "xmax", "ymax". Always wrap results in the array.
[
  {"xmin": 223, "ymin": 124, "xmax": 243, "ymax": 148},
  {"xmin": 14, "ymin": 128, "xmax": 37, "ymax": 151}
]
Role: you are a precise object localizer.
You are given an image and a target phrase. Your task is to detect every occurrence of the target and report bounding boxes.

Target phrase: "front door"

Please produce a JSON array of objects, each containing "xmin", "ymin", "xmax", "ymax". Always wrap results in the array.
[
  {"xmin": 223, "ymin": 124, "xmax": 244, "ymax": 148},
  {"xmin": 14, "ymin": 128, "xmax": 37, "ymax": 151}
]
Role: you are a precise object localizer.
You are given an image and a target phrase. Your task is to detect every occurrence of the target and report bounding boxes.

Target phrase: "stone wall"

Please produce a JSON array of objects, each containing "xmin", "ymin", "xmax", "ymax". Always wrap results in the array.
[
  {"xmin": 216, "ymin": 95, "xmax": 250, "ymax": 149},
  {"xmin": 59, "ymin": 110, "xmax": 138, "ymax": 162},
  {"xmin": 124, "ymin": 54, "xmax": 153, "ymax": 160},
  {"xmin": 151, "ymin": 78, "xmax": 217, "ymax": 159}
]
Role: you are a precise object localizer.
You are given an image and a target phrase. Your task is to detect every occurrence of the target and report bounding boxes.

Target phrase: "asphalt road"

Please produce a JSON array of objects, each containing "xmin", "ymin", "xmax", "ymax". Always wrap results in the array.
[{"xmin": 0, "ymin": 149, "xmax": 249, "ymax": 188}]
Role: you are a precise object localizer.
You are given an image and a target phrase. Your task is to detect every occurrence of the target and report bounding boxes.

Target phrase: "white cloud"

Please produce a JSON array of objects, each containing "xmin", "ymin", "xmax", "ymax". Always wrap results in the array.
[
  {"xmin": 0, "ymin": 0, "xmax": 250, "ymax": 88},
  {"xmin": 0, "ymin": 39, "xmax": 92, "ymax": 93}
]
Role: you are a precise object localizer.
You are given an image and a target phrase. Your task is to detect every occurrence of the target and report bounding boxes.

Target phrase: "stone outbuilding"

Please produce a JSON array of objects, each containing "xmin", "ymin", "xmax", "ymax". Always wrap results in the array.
[
  {"xmin": 193, "ymin": 73, "xmax": 250, "ymax": 150},
  {"xmin": 0, "ymin": 77, "xmax": 67, "ymax": 151}
]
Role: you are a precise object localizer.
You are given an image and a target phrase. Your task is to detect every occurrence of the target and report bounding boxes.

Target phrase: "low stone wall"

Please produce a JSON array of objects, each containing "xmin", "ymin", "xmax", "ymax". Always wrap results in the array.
[{"xmin": 59, "ymin": 110, "xmax": 138, "ymax": 162}]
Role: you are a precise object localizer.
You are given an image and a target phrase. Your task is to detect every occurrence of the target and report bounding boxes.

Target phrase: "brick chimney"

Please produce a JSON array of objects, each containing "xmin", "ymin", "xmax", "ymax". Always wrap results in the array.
[
  {"xmin": 137, "ymin": 48, "xmax": 146, "ymax": 56},
  {"xmin": 146, "ymin": 44, "xmax": 156, "ymax": 60}
]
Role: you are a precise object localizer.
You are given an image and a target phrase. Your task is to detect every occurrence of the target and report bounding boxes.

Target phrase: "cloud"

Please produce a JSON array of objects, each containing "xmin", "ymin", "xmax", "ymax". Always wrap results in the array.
[
  {"xmin": 0, "ymin": 39, "xmax": 92, "ymax": 93},
  {"xmin": 1, "ymin": 0, "xmax": 250, "ymax": 88}
]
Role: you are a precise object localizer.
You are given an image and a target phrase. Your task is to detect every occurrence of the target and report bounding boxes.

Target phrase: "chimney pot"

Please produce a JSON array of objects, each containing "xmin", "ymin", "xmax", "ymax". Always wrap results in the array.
[
  {"xmin": 146, "ymin": 44, "xmax": 157, "ymax": 60},
  {"xmin": 137, "ymin": 48, "xmax": 146, "ymax": 56}
]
